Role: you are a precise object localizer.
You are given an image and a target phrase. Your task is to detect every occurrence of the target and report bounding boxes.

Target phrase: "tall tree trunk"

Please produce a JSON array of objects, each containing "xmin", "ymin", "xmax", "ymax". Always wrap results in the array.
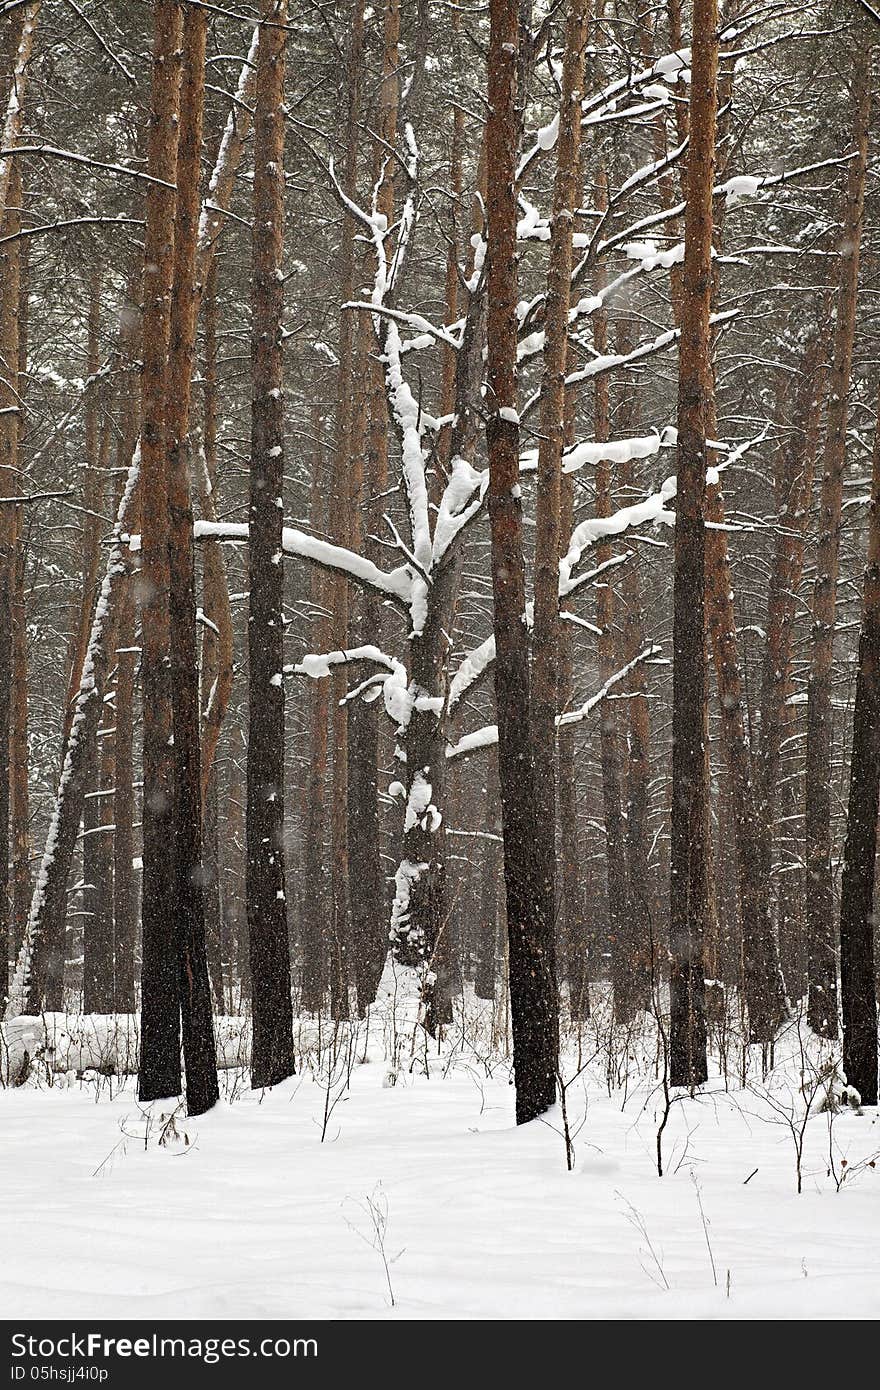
[
  {"xmin": 669, "ymin": 0, "xmax": 718, "ymax": 1090},
  {"xmin": 10, "ymin": 211, "xmax": 30, "ymax": 957},
  {"xmin": 754, "ymin": 331, "xmax": 826, "ymax": 1002},
  {"xmin": 326, "ymin": 0, "xmax": 368, "ymax": 1021},
  {"xmin": 138, "ymin": 0, "xmax": 184, "ymax": 1100},
  {"xmin": 165, "ymin": 1, "xmax": 218, "ymax": 1115},
  {"xmin": 838, "ymin": 381, "xmax": 880, "ymax": 1107},
  {"xmin": 246, "ymin": 0, "xmax": 294, "ymax": 1089},
  {"xmin": 616, "ymin": 322, "xmax": 652, "ymax": 1015},
  {"xmin": 591, "ymin": 172, "xmax": 632, "ymax": 1021},
  {"xmin": 345, "ymin": 1, "xmax": 388, "ymax": 1019},
  {"xmin": 0, "ymin": 159, "xmax": 21, "ymax": 1008},
  {"xmin": 486, "ymin": 0, "xmax": 557, "ymax": 1124},
  {"xmin": 531, "ymin": 0, "xmax": 589, "ymax": 1020},
  {"xmin": 804, "ymin": 46, "xmax": 870, "ymax": 1039}
]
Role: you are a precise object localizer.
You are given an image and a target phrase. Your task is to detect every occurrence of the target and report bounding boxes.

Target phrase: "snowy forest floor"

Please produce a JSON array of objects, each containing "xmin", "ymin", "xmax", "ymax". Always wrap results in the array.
[{"xmin": 2, "ymin": 976, "xmax": 879, "ymax": 1320}]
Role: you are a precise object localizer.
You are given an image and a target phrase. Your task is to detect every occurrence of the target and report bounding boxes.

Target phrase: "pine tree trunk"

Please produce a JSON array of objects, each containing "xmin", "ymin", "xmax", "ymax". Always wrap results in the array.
[
  {"xmin": 668, "ymin": 0, "xmax": 718, "ymax": 1090},
  {"xmin": 486, "ymin": 0, "xmax": 558, "ymax": 1124},
  {"xmin": 804, "ymin": 45, "xmax": 870, "ymax": 1038},
  {"xmin": 166, "ymin": 1, "xmax": 218, "ymax": 1115},
  {"xmin": 616, "ymin": 322, "xmax": 652, "ymax": 1014},
  {"xmin": 138, "ymin": 0, "xmax": 184, "ymax": 1100},
  {"xmin": 531, "ymin": 0, "xmax": 589, "ymax": 1020},
  {"xmin": 0, "ymin": 160, "xmax": 21, "ymax": 1008},
  {"xmin": 246, "ymin": 0, "xmax": 294, "ymax": 1090},
  {"xmin": 754, "ymin": 331, "xmax": 826, "ymax": 1004},
  {"xmin": 592, "ymin": 171, "xmax": 632, "ymax": 1021}
]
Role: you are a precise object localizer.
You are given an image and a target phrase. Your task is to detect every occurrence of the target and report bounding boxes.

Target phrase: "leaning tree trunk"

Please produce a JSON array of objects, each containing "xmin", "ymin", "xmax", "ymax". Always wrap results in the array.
[
  {"xmin": 804, "ymin": 45, "xmax": 870, "ymax": 1039},
  {"xmin": 246, "ymin": 0, "xmax": 295, "ymax": 1090},
  {"xmin": 668, "ymin": 0, "xmax": 718, "ymax": 1090},
  {"xmin": 59, "ymin": 270, "xmax": 104, "ymax": 773},
  {"xmin": 838, "ymin": 380, "xmax": 880, "ymax": 1108},
  {"xmin": 82, "ymin": 416, "xmax": 116, "ymax": 1014},
  {"xmin": 485, "ymin": 0, "xmax": 558, "ymax": 1124}
]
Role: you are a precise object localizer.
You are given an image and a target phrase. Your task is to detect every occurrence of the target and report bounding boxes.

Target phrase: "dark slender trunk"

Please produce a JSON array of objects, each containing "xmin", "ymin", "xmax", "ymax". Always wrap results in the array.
[
  {"xmin": 668, "ymin": 0, "xmax": 718, "ymax": 1090},
  {"xmin": 0, "ymin": 161, "xmax": 20, "ymax": 1008},
  {"xmin": 486, "ymin": 0, "xmax": 558, "ymax": 1124},
  {"xmin": 531, "ymin": 0, "xmax": 589, "ymax": 1024},
  {"xmin": 246, "ymin": 0, "xmax": 294, "ymax": 1089},
  {"xmin": 138, "ymin": 0, "xmax": 184, "ymax": 1100}
]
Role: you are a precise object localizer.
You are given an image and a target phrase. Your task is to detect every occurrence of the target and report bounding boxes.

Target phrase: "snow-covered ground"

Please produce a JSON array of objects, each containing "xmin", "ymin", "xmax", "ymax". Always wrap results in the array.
[{"xmin": 1, "ymin": 989, "xmax": 878, "ymax": 1320}]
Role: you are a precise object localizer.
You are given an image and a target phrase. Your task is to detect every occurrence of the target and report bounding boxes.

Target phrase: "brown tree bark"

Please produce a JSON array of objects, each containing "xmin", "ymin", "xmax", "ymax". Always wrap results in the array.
[
  {"xmin": 486, "ymin": 0, "xmax": 557, "ymax": 1123},
  {"xmin": 246, "ymin": 0, "xmax": 294, "ymax": 1089},
  {"xmin": 165, "ymin": 0, "xmax": 218, "ymax": 1114},
  {"xmin": 804, "ymin": 47, "xmax": 870, "ymax": 1038},
  {"xmin": 668, "ymin": 0, "xmax": 718, "ymax": 1089},
  {"xmin": 0, "ymin": 2, "xmax": 39, "ymax": 224}
]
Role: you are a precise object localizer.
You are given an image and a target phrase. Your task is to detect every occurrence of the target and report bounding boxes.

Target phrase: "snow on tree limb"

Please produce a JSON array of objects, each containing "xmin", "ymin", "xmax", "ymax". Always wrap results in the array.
[
  {"xmin": 446, "ymin": 646, "xmax": 659, "ymax": 760},
  {"xmin": 194, "ymin": 518, "xmax": 416, "ymax": 618}
]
